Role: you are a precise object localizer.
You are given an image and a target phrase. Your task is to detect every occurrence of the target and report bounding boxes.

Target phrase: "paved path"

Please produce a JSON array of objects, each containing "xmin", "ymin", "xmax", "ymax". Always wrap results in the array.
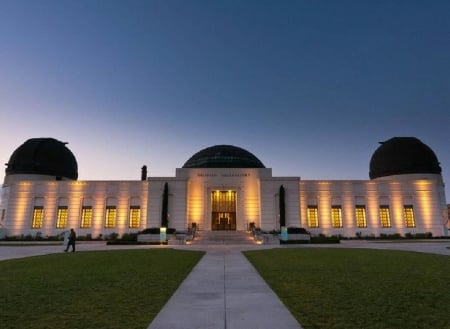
[
  {"xmin": 147, "ymin": 247, "xmax": 301, "ymax": 329},
  {"xmin": 1, "ymin": 239, "xmax": 448, "ymax": 261}
]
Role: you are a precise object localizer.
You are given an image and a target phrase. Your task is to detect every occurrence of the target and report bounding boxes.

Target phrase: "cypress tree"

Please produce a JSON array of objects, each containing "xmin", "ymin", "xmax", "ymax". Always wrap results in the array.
[
  {"xmin": 161, "ymin": 182, "xmax": 169, "ymax": 227},
  {"xmin": 279, "ymin": 185, "xmax": 286, "ymax": 228}
]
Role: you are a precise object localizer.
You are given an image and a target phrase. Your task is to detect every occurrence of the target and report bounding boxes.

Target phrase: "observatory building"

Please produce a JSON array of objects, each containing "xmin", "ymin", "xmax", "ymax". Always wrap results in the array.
[{"xmin": 0, "ymin": 137, "xmax": 448, "ymax": 239}]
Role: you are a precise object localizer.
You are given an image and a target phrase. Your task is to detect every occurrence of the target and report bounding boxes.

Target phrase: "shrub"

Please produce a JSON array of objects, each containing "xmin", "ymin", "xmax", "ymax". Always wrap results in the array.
[
  {"xmin": 310, "ymin": 234, "xmax": 340, "ymax": 244},
  {"xmin": 46, "ymin": 235, "xmax": 60, "ymax": 241},
  {"xmin": 141, "ymin": 228, "xmax": 160, "ymax": 234},
  {"xmin": 107, "ymin": 232, "xmax": 119, "ymax": 241},
  {"xmin": 287, "ymin": 227, "xmax": 309, "ymax": 234},
  {"xmin": 140, "ymin": 227, "xmax": 176, "ymax": 234},
  {"xmin": 379, "ymin": 233, "xmax": 402, "ymax": 240},
  {"xmin": 415, "ymin": 232, "xmax": 433, "ymax": 239},
  {"xmin": 121, "ymin": 232, "xmax": 138, "ymax": 241},
  {"xmin": 4, "ymin": 235, "xmax": 18, "ymax": 241}
]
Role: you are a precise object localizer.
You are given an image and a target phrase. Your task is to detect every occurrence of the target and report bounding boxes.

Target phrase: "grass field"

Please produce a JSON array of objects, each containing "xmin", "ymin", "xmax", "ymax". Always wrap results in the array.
[
  {"xmin": 244, "ymin": 248, "xmax": 449, "ymax": 329},
  {"xmin": 1, "ymin": 249, "xmax": 204, "ymax": 329}
]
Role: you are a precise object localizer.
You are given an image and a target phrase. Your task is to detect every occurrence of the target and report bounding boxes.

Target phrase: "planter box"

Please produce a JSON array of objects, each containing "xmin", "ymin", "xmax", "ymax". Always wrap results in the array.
[
  {"xmin": 279, "ymin": 233, "xmax": 311, "ymax": 244},
  {"xmin": 287, "ymin": 233, "xmax": 311, "ymax": 241},
  {"xmin": 137, "ymin": 234, "xmax": 166, "ymax": 243}
]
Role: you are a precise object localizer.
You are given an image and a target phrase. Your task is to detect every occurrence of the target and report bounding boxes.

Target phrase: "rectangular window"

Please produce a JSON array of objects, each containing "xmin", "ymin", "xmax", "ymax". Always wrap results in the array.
[
  {"xmin": 379, "ymin": 205, "xmax": 391, "ymax": 228},
  {"xmin": 56, "ymin": 206, "xmax": 68, "ymax": 229},
  {"xmin": 355, "ymin": 205, "xmax": 367, "ymax": 228},
  {"xmin": 404, "ymin": 205, "xmax": 416, "ymax": 228},
  {"xmin": 211, "ymin": 191, "xmax": 237, "ymax": 212},
  {"xmin": 81, "ymin": 206, "xmax": 92, "ymax": 228},
  {"xmin": 129, "ymin": 206, "xmax": 140, "ymax": 228},
  {"xmin": 105, "ymin": 206, "xmax": 116, "ymax": 228},
  {"xmin": 307, "ymin": 206, "xmax": 319, "ymax": 228},
  {"xmin": 32, "ymin": 206, "xmax": 44, "ymax": 229},
  {"xmin": 331, "ymin": 205, "xmax": 343, "ymax": 228}
]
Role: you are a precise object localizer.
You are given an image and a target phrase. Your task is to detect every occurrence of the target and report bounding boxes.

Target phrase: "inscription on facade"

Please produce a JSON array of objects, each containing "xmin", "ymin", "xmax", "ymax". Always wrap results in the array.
[{"xmin": 197, "ymin": 173, "xmax": 251, "ymax": 177}]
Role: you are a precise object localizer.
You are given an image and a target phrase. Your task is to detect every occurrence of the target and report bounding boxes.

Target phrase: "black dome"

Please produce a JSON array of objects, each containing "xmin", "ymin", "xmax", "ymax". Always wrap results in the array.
[
  {"xmin": 183, "ymin": 145, "xmax": 265, "ymax": 168},
  {"xmin": 369, "ymin": 137, "xmax": 441, "ymax": 179},
  {"xmin": 6, "ymin": 138, "xmax": 78, "ymax": 180}
]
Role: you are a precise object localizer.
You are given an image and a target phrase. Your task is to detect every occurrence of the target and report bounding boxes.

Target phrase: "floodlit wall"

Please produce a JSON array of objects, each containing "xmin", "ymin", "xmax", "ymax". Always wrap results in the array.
[
  {"xmin": 0, "ymin": 172, "xmax": 447, "ymax": 238},
  {"xmin": 300, "ymin": 174, "xmax": 447, "ymax": 237},
  {"xmin": 0, "ymin": 180, "xmax": 148, "ymax": 238}
]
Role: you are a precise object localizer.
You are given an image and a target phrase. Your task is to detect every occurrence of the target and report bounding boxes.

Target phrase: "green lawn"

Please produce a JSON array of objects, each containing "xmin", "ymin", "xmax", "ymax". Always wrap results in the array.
[
  {"xmin": 244, "ymin": 248, "xmax": 450, "ymax": 329},
  {"xmin": 1, "ymin": 249, "xmax": 204, "ymax": 329}
]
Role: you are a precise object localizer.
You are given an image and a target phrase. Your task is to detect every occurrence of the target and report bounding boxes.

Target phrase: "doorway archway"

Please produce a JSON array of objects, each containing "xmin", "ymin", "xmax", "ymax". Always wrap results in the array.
[{"xmin": 211, "ymin": 190, "xmax": 236, "ymax": 230}]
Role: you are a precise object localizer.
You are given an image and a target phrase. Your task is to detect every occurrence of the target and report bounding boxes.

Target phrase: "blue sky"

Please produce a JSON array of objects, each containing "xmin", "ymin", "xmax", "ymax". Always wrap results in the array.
[{"xmin": 1, "ymin": 0, "xmax": 449, "ymax": 199}]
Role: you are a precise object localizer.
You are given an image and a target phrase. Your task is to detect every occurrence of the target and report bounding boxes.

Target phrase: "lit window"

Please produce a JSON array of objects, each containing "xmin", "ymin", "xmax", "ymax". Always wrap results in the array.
[
  {"xmin": 105, "ymin": 206, "xmax": 116, "ymax": 228},
  {"xmin": 211, "ymin": 191, "xmax": 236, "ymax": 212},
  {"xmin": 379, "ymin": 205, "xmax": 391, "ymax": 228},
  {"xmin": 129, "ymin": 206, "xmax": 140, "ymax": 228},
  {"xmin": 404, "ymin": 205, "xmax": 416, "ymax": 228},
  {"xmin": 307, "ymin": 206, "xmax": 319, "ymax": 228},
  {"xmin": 355, "ymin": 205, "xmax": 367, "ymax": 228},
  {"xmin": 81, "ymin": 206, "xmax": 92, "ymax": 228},
  {"xmin": 56, "ymin": 206, "xmax": 68, "ymax": 229},
  {"xmin": 32, "ymin": 206, "xmax": 44, "ymax": 229},
  {"xmin": 331, "ymin": 205, "xmax": 343, "ymax": 228}
]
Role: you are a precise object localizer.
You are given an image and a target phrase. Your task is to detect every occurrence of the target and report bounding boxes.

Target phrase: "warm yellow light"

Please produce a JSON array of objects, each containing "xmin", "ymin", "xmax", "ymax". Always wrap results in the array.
[{"xmin": 416, "ymin": 190, "xmax": 433, "ymax": 228}]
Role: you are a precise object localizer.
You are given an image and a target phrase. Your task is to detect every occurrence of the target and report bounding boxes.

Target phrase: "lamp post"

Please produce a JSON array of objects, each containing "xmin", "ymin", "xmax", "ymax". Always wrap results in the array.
[{"xmin": 160, "ymin": 227, "xmax": 167, "ymax": 245}]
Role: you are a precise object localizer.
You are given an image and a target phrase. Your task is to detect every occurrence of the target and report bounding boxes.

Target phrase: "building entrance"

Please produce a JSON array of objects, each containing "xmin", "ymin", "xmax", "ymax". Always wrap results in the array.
[{"xmin": 211, "ymin": 190, "xmax": 236, "ymax": 230}]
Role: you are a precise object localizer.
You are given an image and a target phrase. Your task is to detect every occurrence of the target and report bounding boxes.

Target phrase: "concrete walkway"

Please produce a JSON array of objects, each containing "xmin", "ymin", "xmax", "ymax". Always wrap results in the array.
[
  {"xmin": 145, "ymin": 240, "xmax": 450, "ymax": 329},
  {"xmin": 147, "ymin": 247, "xmax": 302, "ymax": 329}
]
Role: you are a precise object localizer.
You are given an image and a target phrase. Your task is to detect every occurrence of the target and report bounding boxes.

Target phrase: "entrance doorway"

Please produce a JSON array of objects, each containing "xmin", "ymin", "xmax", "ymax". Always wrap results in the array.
[{"xmin": 211, "ymin": 190, "xmax": 236, "ymax": 230}]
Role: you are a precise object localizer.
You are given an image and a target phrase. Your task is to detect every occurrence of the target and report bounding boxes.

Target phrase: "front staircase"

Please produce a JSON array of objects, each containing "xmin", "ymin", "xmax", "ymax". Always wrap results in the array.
[{"xmin": 190, "ymin": 230, "xmax": 257, "ymax": 245}]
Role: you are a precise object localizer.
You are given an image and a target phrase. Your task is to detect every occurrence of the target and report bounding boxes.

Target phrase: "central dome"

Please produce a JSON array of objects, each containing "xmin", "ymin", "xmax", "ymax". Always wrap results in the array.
[{"xmin": 182, "ymin": 145, "xmax": 265, "ymax": 168}]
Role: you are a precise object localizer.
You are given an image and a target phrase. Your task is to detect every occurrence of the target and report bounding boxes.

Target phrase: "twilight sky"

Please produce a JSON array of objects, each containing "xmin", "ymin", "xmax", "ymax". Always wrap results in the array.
[{"xmin": 1, "ymin": 1, "xmax": 449, "ymax": 199}]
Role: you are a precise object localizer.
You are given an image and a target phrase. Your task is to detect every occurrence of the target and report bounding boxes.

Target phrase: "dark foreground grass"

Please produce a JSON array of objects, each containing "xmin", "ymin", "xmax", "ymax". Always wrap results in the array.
[
  {"xmin": 1, "ymin": 249, "xmax": 204, "ymax": 329},
  {"xmin": 244, "ymin": 248, "xmax": 449, "ymax": 329}
]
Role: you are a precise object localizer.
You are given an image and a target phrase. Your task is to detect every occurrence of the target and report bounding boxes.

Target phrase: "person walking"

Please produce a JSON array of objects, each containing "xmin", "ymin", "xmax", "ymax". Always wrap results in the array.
[{"xmin": 65, "ymin": 228, "xmax": 76, "ymax": 252}]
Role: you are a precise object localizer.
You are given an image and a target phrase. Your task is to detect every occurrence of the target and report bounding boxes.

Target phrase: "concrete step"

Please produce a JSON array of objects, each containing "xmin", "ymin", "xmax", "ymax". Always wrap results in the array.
[{"xmin": 191, "ymin": 230, "xmax": 257, "ymax": 245}]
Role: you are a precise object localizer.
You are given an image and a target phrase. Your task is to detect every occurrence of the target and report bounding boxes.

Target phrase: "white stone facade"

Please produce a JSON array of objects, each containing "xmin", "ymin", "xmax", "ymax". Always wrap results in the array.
[{"xmin": 0, "ymin": 169, "xmax": 448, "ymax": 239}]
